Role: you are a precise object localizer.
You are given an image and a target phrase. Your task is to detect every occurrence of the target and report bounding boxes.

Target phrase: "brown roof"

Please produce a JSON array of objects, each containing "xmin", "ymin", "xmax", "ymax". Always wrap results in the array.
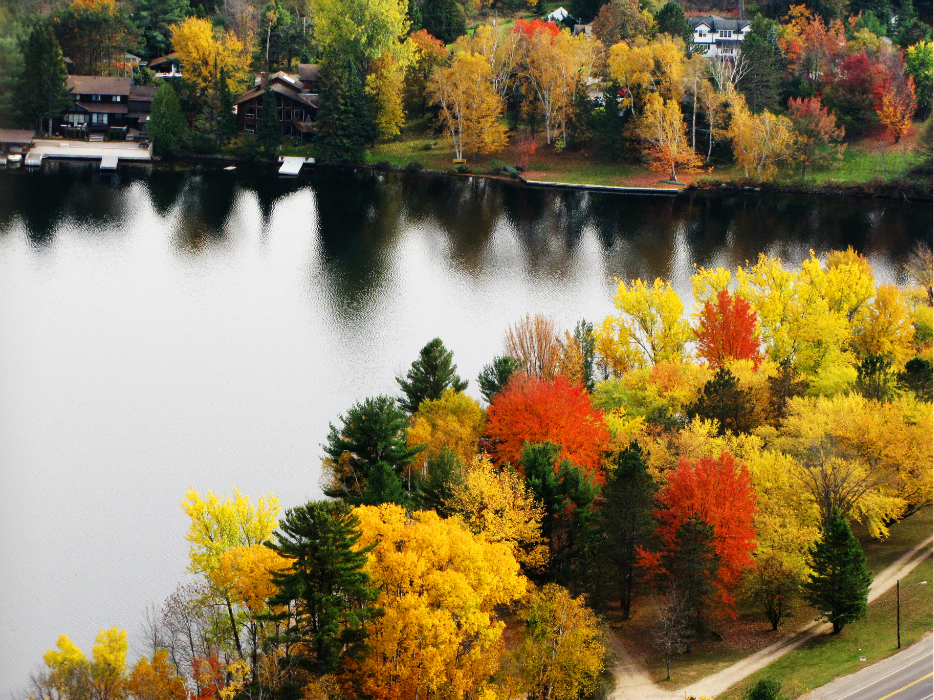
[
  {"xmin": 129, "ymin": 85, "xmax": 158, "ymax": 101},
  {"xmin": 0, "ymin": 129, "xmax": 35, "ymax": 144},
  {"xmin": 76, "ymin": 102, "xmax": 128, "ymax": 114},
  {"xmin": 147, "ymin": 52, "xmax": 179, "ymax": 68},
  {"xmin": 67, "ymin": 75, "xmax": 131, "ymax": 96},
  {"xmin": 298, "ymin": 64, "xmax": 319, "ymax": 82},
  {"xmin": 234, "ymin": 83, "xmax": 318, "ymax": 111}
]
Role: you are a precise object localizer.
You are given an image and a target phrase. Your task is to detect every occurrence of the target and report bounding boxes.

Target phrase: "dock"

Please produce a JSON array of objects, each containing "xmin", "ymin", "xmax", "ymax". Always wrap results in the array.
[
  {"xmin": 278, "ymin": 156, "xmax": 314, "ymax": 176},
  {"xmin": 26, "ymin": 139, "xmax": 153, "ymax": 169},
  {"xmin": 522, "ymin": 179, "xmax": 682, "ymax": 196}
]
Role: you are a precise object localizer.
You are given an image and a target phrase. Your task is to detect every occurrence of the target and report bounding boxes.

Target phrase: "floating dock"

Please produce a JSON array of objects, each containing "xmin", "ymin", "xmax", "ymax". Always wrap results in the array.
[
  {"xmin": 278, "ymin": 156, "xmax": 314, "ymax": 176},
  {"xmin": 522, "ymin": 179, "xmax": 682, "ymax": 196},
  {"xmin": 25, "ymin": 139, "xmax": 152, "ymax": 169}
]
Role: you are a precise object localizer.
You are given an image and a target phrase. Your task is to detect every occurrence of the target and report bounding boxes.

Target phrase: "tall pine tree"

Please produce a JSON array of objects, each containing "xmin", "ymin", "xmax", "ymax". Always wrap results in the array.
[
  {"xmin": 149, "ymin": 82, "xmax": 188, "ymax": 156},
  {"xmin": 257, "ymin": 80, "xmax": 282, "ymax": 157},
  {"xmin": 131, "ymin": 0, "xmax": 190, "ymax": 60},
  {"xmin": 316, "ymin": 51, "xmax": 374, "ymax": 165},
  {"xmin": 267, "ymin": 501, "xmax": 381, "ymax": 680},
  {"xmin": 396, "ymin": 338, "xmax": 468, "ymax": 414},
  {"xmin": 804, "ymin": 509, "xmax": 872, "ymax": 634},
  {"xmin": 739, "ymin": 16, "xmax": 785, "ymax": 114},
  {"xmin": 20, "ymin": 21, "xmax": 71, "ymax": 136}
]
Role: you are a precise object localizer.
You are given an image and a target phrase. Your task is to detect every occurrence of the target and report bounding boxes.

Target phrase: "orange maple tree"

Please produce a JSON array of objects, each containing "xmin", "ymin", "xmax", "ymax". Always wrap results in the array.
[
  {"xmin": 512, "ymin": 18, "xmax": 562, "ymax": 37},
  {"xmin": 485, "ymin": 373, "xmax": 609, "ymax": 480},
  {"xmin": 695, "ymin": 289, "xmax": 762, "ymax": 370},
  {"xmin": 873, "ymin": 52, "xmax": 917, "ymax": 143},
  {"xmin": 637, "ymin": 452, "xmax": 757, "ymax": 613}
]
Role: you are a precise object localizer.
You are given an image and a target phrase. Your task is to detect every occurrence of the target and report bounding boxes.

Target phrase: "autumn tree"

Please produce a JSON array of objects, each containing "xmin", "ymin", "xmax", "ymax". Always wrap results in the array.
[
  {"xmin": 452, "ymin": 24, "xmax": 522, "ymax": 100},
  {"xmin": 310, "ymin": 0, "xmax": 410, "ymax": 66},
  {"xmin": 53, "ymin": 1, "xmax": 140, "ymax": 76},
  {"xmin": 595, "ymin": 442, "xmax": 657, "ymax": 619},
  {"xmin": 695, "ymin": 289, "xmax": 762, "ymax": 369},
  {"xmin": 486, "ymin": 374, "xmax": 609, "ymax": 477},
  {"xmin": 597, "ymin": 277, "xmax": 692, "ymax": 370},
  {"xmin": 366, "ymin": 51, "xmax": 407, "ymax": 139},
  {"xmin": 742, "ymin": 551, "xmax": 806, "ymax": 630},
  {"xmin": 903, "ymin": 41, "xmax": 932, "ymax": 119},
  {"xmin": 407, "ymin": 29, "xmax": 448, "ymax": 115},
  {"xmin": 429, "ymin": 50, "xmax": 508, "ymax": 161},
  {"xmin": 40, "ymin": 628, "xmax": 129, "ymax": 700},
  {"xmin": 804, "ymin": 509, "xmax": 872, "ymax": 634},
  {"xmin": 503, "ymin": 313, "xmax": 562, "ymax": 381},
  {"xmin": 321, "ymin": 395, "xmax": 424, "ymax": 502},
  {"xmin": 266, "ymin": 501, "xmax": 381, "ymax": 679},
  {"xmin": 510, "ymin": 584, "xmax": 606, "ymax": 700},
  {"xmin": 653, "ymin": 585, "xmax": 690, "ymax": 680},
  {"xmin": 638, "ymin": 453, "xmax": 758, "ymax": 623},
  {"xmin": 852, "ymin": 284, "xmax": 916, "ymax": 365},
  {"xmin": 635, "ymin": 92, "xmax": 700, "ymax": 182},
  {"xmin": 171, "ymin": 18, "xmax": 250, "ymax": 105},
  {"xmin": 787, "ymin": 96, "xmax": 846, "ymax": 179},
  {"xmin": 351, "ymin": 504, "xmax": 526, "ymax": 700},
  {"xmin": 477, "ymin": 355, "xmax": 522, "ymax": 403},
  {"xmin": 729, "ymin": 99, "xmax": 795, "ymax": 181},
  {"xmin": 607, "ymin": 36, "xmax": 686, "ymax": 116},
  {"xmin": 126, "ymin": 650, "xmax": 188, "ymax": 700},
  {"xmin": 445, "ymin": 455, "xmax": 549, "ymax": 570},
  {"xmin": 406, "ymin": 387, "xmax": 485, "ymax": 470},
  {"xmin": 396, "ymin": 337, "xmax": 468, "ymax": 414},
  {"xmin": 592, "ymin": 0, "xmax": 653, "ymax": 46},
  {"xmin": 873, "ymin": 52, "xmax": 917, "ymax": 143}
]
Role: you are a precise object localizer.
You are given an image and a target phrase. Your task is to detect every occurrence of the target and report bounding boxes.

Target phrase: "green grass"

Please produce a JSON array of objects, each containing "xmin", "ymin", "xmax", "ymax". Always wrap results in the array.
[
  {"xmin": 860, "ymin": 506, "xmax": 934, "ymax": 575},
  {"xmin": 720, "ymin": 554, "xmax": 933, "ymax": 700}
]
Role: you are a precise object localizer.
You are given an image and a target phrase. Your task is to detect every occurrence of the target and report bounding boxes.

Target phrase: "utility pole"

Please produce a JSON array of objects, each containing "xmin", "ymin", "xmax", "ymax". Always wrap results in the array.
[{"xmin": 897, "ymin": 578, "xmax": 901, "ymax": 649}]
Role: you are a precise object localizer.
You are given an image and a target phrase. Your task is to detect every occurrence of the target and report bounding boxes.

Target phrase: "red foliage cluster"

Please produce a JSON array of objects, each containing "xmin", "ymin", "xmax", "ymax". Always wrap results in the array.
[
  {"xmin": 637, "ymin": 452, "xmax": 758, "ymax": 613},
  {"xmin": 695, "ymin": 290, "xmax": 762, "ymax": 370},
  {"xmin": 485, "ymin": 373, "xmax": 609, "ymax": 480},
  {"xmin": 512, "ymin": 18, "xmax": 561, "ymax": 37}
]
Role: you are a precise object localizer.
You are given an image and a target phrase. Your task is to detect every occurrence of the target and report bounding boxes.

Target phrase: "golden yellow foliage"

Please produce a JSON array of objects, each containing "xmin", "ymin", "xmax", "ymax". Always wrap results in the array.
[
  {"xmin": 170, "ymin": 18, "xmax": 250, "ymax": 99},
  {"xmin": 309, "ymin": 0, "xmax": 409, "ymax": 63},
  {"xmin": 445, "ymin": 455, "xmax": 549, "ymax": 570},
  {"xmin": 126, "ymin": 650, "xmax": 187, "ymax": 700},
  {"xmin": 729, "ymin": 97, "xmax": 795, "ymax": 181},
  {"xmin": 607, "ymin": 35, "xmax": 685, "ymax": 114},
  {"xmin": 72, "ymin": 0, "xmax": 115, "ymax": 9},
  {"xmin": 366, "ymin": 51, "xmax": 408, "ymax": 139},
  {"xmin": 352, "ymin": 504, "xmax": 526, "ymax": 700},
  {"xmin": 406, "ymin": 388, "xmax": 486, "ymax": 465},
  {"xmin": 452, "ymin": 24, "xmax": 522, "ymax": 99},
  {"xmin": 852, "ymin": 285, "xmax": 916, "ymax": 364},
  {"xmin": 634, "ymin": 92, "xmax": 700, "ymax": 181},
  {"xmin": 210, "ymin": 544, "xmax": 290, "ymax": 614}
]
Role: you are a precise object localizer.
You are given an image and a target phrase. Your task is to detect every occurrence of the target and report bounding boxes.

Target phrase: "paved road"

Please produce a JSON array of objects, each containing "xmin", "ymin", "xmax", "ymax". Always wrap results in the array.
[{"xmin": 802, "ymin": 636, "xmax": 932, "ymax": 700}]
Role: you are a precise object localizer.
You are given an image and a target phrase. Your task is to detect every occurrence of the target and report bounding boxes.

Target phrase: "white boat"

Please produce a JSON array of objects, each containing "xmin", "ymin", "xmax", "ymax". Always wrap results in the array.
[{"xmin": 7, "ymin": 153, "xmax": 22, "ymax": 163}]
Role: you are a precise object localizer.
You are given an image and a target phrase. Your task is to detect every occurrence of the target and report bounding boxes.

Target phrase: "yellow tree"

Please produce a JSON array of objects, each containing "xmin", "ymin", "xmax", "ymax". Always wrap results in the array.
[
  {"xmin": 351, "ymin": 504, "xmax": 527, "ymax": 700},
  {"xmin": 445, "ymin": 455, "xmax": 549, "ymax": 571},
  {"xmin": 126, "ymin": 650, "xmax": 188, "ymax": 700},
  {"xmin": 852, "ymin": 284, "xmax": 916, "ymax": 364},
  {"xmin": 596, "ymin": 277, "xmax": 692, "ymax": 368},
  {"xmin": 607, "ymin": 35, "xmax": 686, "ymax": 115},
  {"xmin": 452, "ymin": 24, "xmax": 522, "ymax": 99},
  {"xmin": 181, "ymin": 487, "xmax": 280, "ymax": 660},
  {"xmin": 366, "ymin": 51, "xmax": 407, "ymax": 138},
  {"xmin": 429, "ymin": 51, "xmax": 508, "ymax": 161},
  {"xmin": 522, "ymin": 28, "xmax": 601, "ymax": 145},
  {"xmin": 170, "ymin": 18, "xmax": 251, "ymax": 100},
  {"xmin": 309, "ymin": 0, "xmax": 409, "ymax": 65},
  {"xmin": 42, "ymin": 629, "xmax": 128, "ymax": 700},
  {"xmin": 729, "ymin": 97, "xmax": 795, "ymax": 181},
  {"xmin": 406, "ymin": 387, "xmax": 486, "ymax": 467},
  {"xmin": 634, "ymin": 92, "xmax": 701, "ymax": 181},
  {"xmin": 509, "ymin": 584, "xmax": 605, "ymax": 700}
]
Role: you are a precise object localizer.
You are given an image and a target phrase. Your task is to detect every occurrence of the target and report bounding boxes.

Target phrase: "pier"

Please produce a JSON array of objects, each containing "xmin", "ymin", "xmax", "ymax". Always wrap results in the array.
[{"xmin": 25, "ymin": 139, "xmax": 153, "ymax": 168}]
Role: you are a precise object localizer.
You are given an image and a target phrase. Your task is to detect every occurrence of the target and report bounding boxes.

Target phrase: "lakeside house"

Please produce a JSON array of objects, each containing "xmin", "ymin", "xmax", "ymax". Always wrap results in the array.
[
  {"xmin": 234, "ymin": 68, "xmax": 319, "ymax": 142},
  {"xmin": 689, "ymin": 16, "xmax": 752, "ymax": 58},
  {"xmin": 61, "ymin": 76, "xmax": 157, "ymax": 138}
]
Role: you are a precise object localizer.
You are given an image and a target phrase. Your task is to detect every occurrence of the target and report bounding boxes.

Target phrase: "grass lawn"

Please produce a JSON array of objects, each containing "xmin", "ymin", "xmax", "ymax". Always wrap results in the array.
[
  {"xmin": 720, "ymin": 553, "xmax": 933, "ymax": 700},
  {"xmin": 615, "ymin": 507, "xmax": 934, "ymax": 694}
]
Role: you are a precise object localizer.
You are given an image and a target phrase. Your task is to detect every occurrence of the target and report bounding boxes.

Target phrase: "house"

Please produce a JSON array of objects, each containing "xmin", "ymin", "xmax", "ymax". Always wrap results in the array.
[
  {"xmin": 546, "ymin": 7, "xmax": 570, "ymax": 23},
  {"xmin": 689, "ymin": 16, "xmax": 751, "ymax": 59},
  {"xmin": 60, "ymin": 76, "xmax": 156, "ymax": 136},
  {"xmin": 572, "ymin": 23, "xmax": 593, "ymax": 37},
  {"xmin": 297, "ymin": 63, "xmax": 320, "ymax": 93},
  {"xmin": 235, "ymin": 72, "xmax": 318, "ymax": 141},
  {"xmin": 0, "ymin": 129, "xmax": 35, "ymax": 155},
  {"xmin": 147, "ymin": 52, "xmax": 182, "ymax": 79}
]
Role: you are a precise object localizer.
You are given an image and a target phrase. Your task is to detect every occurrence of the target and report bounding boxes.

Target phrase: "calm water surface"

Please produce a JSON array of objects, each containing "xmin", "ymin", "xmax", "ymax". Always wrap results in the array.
[{"xmin": 0, "ymin": 162, "xmax": 929, "ymax": 693}]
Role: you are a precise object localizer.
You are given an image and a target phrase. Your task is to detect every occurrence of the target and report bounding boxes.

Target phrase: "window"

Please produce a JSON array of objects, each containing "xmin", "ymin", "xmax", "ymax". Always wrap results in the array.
[
  {"xmin": 719, "ymin": 29, "xmax": 733, "ymax": 38},
  {"xmin": 277, "ymin": 109, "xmax": 284, "ymax": 122},
  {"xmin": 113, "ymin": 95, "xmax": 121, "ymax": 102},
  {"xmin": 284, "ymin": 109, "xmax": 291, "ymax": 121},
  {"xmin": 92, "ymin": 113, "xmax": 109, "ymax": 125},
  {"xmin": 92, "ymin": 94, "xmax": 101, "ymax": 102},
  {"xmin": 245, "ymin": 107, "xmax": 256, "ymax": 119},
  {"xmin": 698, "ymin": 30, "xmax": 707, "ymax": 37},
  {"xmin": 295, "ymin": 109, "xmax": 304, "ymax": 122}
]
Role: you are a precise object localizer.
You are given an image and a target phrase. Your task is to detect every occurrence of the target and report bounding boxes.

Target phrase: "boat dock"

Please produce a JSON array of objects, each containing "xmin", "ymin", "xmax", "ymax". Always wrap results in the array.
[
  {"xmin": 278, "ymin": 156, "xmax": 314, "ymax": 176},
  {"xmin": 522, "ymin": 179, "xmax": 682, "ymax": 196},
  {"xmin": 25, "ymin": 139, "xmax": 153, "ymax": 168}
]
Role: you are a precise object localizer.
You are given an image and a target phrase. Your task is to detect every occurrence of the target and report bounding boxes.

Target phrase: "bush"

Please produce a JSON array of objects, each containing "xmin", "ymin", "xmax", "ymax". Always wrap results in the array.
[
  {"xmin": 743, "ymin": 678, "xmax": 785, "ymax": 700},
  {"xmin": 225, "ymin": 133, "xmax": 259, "ymax": 160},
  {"xmin": 375, "ymin": 160, "xmax": 392, "ymax": 171},
  {"xmin": 422, "ymin": 140, "xmax": 438, "ymax": 150},
  {"xmin": 488, "ymin": 158, "xmax": 505, "ymax": 174},
  {"xmin": 454, "ymin": 163, "xmax": 471, "ymax": 173},
  {"xmin": 405, "ymin": 162, "xmax": 423, "ymax": 172},
  {"xmin": 185, "ymin": 131, "xmax": 219, "ymax": 155}
]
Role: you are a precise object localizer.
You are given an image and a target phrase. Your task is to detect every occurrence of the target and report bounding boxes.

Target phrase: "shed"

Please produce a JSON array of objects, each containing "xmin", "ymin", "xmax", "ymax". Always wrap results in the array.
[{"xmin": 0, "ymin": 128, "xmax": 35, "ymax": 154}]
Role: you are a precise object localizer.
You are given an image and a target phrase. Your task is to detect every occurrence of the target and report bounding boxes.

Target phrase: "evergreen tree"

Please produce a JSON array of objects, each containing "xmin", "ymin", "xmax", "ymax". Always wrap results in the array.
[
  {"xmin": 477, "ymin": 355, "xmax": 521, "ymax": 404},
  {"xmin": 19, "ymin": 21, "xmax": 71, "ymax": 136},
  {"xmin": 216, "ymin": 67, "xmax": 238, "ymax": 143},
  {"xmin": 803, "ymin": 509, "xmax": 872, "ymax": 634},
  {"xmin": 131, "ymin": 0, "xmax": 190, "ymax": 60},
  {"xmin": 662, "ymin": 513, "xmax": 721, "ymax": 639},
  {"xmin": 570, "ymin": 0, "xmax": 606, "ymax": 21},
  {"xmin": 686, "ymin": 367, "xmax": 756, "ymax": 435},
  {"xmin": 413, "ymin": 447, "xmax": 465, "ymax": 514},
  {"xmin": 654, "ymin": 2, "xmax": 695, "ymax": 51},
  {"xmin": 322, "ymin": 395, "xmax": 425, "ymax": 503},
  {"xmin": 267, "ymin": 501, "xmax": 381, "ymax": 677},
  {"xmin": 897, "ymin": 357, "xmax": 933, "ymax": 401},
  {"xmin": 592, "ymin": 81, "xmax": 628, "ymax": 162},
  {"xmin": 316, "ymin": 51, "xmax": 373, "ymax": 164},
  {"xmin": 739, "ymin": 16, "xmax": 785, "ymax": 113},
  {"xmin": 767, "ymin": 359, "xmax": 809, "ymax": 423},
  {"xmin": 257, "ymin": 81, "xmax": 282, "ymax": 157},
  {"xmin": 575, "ymin": 319, "xmax": 596, "ymax": 392},
  {"xmin": 149, "ymin": 82, "xmax": 188, "ymax": 156},
  {"xmin": 396, "ymin": 338, "xmax": 468, "ymax": 414},
  {"xmin": 597, "ymin": 442, "xmax": 657, "ymax": 619},
  {"xmin": 421, "ymin": 0, "xmax": 467, "ymax": 44},
  {"xmin": 0, "ymin": 36, "xmax": 24, "ymax": 128},
  {"xmin": 361, "ymin": 462, "xmax": 409, "ymax": 506},
  {"xmin": 854, "ymin": 354, "xmax": 894, "ymax": 402},
  {"xmin": 743, "ymin": 679, "xmax": 786, "ymax": 700}
]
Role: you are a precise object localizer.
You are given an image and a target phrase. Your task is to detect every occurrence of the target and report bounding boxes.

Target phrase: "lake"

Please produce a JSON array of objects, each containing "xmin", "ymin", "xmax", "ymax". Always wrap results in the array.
[{"xmin": 0, "ymin": 162, "xmax": 929, "ymax": 694}]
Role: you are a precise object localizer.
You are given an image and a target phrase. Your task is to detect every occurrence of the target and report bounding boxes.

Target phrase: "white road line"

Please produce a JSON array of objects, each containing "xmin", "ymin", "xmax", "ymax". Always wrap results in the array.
[{"xmin": 836, "ymin": 653, "xmax": 934, "ymax": 700}]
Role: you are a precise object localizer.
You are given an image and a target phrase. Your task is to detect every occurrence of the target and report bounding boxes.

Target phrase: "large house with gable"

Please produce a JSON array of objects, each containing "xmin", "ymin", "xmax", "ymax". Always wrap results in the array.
[
  {"xmin": 61, "ymin": 76, "xmax": 157, "ymax": 136},
  {"xmin": 234, "ymin": 68, "xmax": 319, "ymax": 142},
  {"xmin": 689, "ymin": 16, "xmax": 752, "ymax": 59}
]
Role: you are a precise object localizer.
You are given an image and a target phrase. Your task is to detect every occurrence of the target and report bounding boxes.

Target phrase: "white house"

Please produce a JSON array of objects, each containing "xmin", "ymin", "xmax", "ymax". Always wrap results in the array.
[
  {"xmin": 689, "ymin": 16, "xmax": 752, "ymax": 59},
  {"xmin": 546, "ymin": 7, "xmax": 570, "ymax": 23}
]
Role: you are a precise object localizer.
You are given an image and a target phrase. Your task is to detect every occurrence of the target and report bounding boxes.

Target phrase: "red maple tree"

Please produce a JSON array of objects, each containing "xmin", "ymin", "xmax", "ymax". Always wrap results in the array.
[
  {"xmin": 512, "ymin": 18, "xmax": 562, "ymax": 37},
  {"xmin": 637, "ymin": 452, "xmax": 757, "ymax": 613},
  {"xmin": 695, "ymin": 289, "xmax": 762, "ymax": 370},
  {"xmin": 485, "ymin": 373, "xmax": 609, "ymax": 480}
]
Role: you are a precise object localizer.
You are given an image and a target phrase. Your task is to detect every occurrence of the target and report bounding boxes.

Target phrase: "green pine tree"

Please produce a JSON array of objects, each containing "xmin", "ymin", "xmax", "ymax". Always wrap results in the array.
[
  {"xmin": 19, "ymin": 21, "xmax": 71, "ymax": 136},
  {"xmin": 257, "ymin": 81, "xmax": 282, "ymax": 157},
  {"xmin": 687, "ymin": 367, "xmax": 756, "ymax": 435},
  {"xmin": 149, "ymin": 82, "xmax": 188, "ymax": 156},
  {"xmin": 266, "ymin": 500, "xmax": 381, "ymax": 677},
  {"xmin": 854, "ymin": 354, "xmax": 894, "ymax": 402},
  {"xmin": 477, "ymin": 356, "xmax": 521, "ymax": 404},
  {"xmin": 413, "ymin": 447, "xmax": 465, "ymax": 514},
  {"xmin": 804, "ymin": 509, "xmax": 872, "ymax": 634},
  {"xmin": 396, "ymin": 338, "xmax": 468, "ymax": 414},
  {"xmin": 654, "ymin": 2, "xmax": 696, "ymax": 53},
  {"xmin": 597, "ymin": 442, "xmax": 657, "ymax": 619},
  {"xmin": 322, "ymin": 395, "xmax": 425, "ymax": 503},
  {"xmin": 662, "ymin": 513, "xmax": 721, "ymax": 640},
  {"xmin": 739, "ymin": 16, "xmax": 785, "ymax": 114},
  {"xmin": 131, "ymin": 0, "xmax": 190, "ymax": 60},
  {"xmin": 361, "ymin": 462, "xmax": 409, "ymax": 506},
  {"xmin": 0, "ymin": 36, "xmax": 25, "ymax": 128},
  {"xmin": 421, "ymin": 0, "xmax": 467, "ymax": 44},
  {"xmin": 316, "ymin": 51, "xmax": 373, "ymax": 165}
]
